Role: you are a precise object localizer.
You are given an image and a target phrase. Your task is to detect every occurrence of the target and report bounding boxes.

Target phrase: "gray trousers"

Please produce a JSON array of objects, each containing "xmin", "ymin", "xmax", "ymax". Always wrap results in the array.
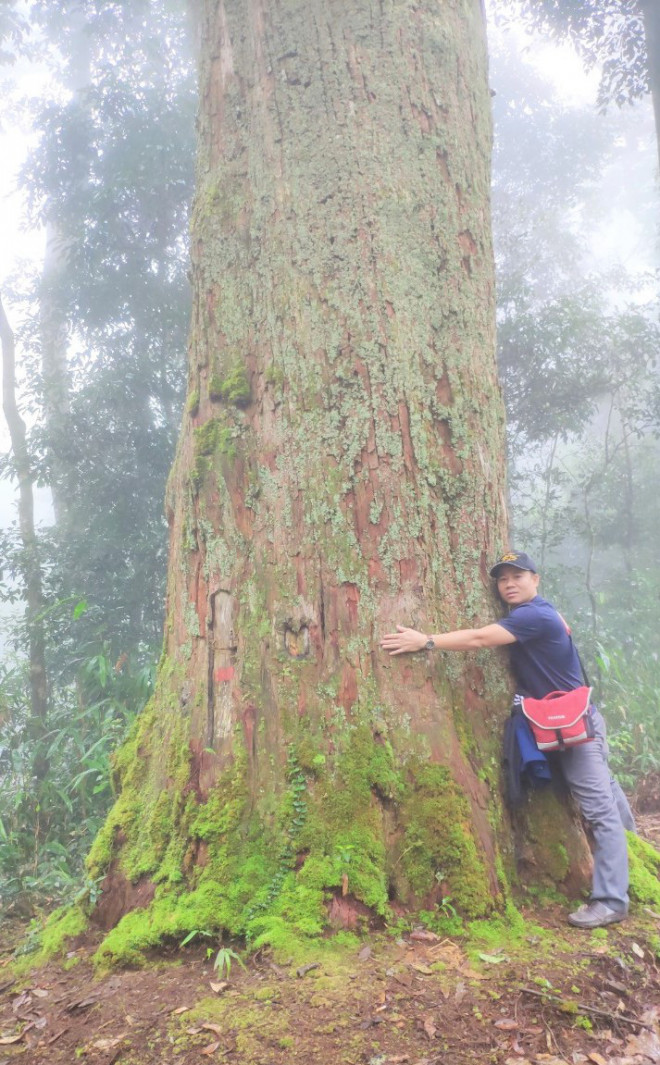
[{"xmin": 556, "ymin": 707, "xmax": 635, "ymax": 913}]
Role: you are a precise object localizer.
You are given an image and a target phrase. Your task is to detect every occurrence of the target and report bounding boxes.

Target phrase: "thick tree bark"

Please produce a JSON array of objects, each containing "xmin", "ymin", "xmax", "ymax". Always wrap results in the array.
[
  {"xmin": 88, "ymin": 0, "xmax": 590, "ymax": 963},
  {"xmin": 0, "ymin": 296, "xmax": 49, "ymax": 771}
]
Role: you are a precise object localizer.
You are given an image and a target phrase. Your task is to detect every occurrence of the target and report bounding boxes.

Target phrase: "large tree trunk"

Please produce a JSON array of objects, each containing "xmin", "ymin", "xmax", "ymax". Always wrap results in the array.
[{"xmin": 88, "ymin": 0, "xmax": 590, "ymax": 963}]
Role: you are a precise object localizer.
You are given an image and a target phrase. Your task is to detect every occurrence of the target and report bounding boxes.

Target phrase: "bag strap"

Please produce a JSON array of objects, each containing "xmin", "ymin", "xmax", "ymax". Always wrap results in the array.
[{"xmin": 558, "ymin": 612, "xmax": 590, "ymax": 688}]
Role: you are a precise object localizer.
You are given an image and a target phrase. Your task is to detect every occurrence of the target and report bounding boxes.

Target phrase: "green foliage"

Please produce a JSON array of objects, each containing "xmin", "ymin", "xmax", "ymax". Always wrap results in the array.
[
  {"xmin": 596, "ymin": 638, "xmax": 660, "ymax": 788},
  {"xmin": 0, "ymin": 644, "xmax": 153, "ymax": 913},
  {"xmin": 496, "ymin": 0, "xmax": 649, "ymax": 112},
  {"xmin": 213, "ymin": 946, "xmax": 246, "ymax": 979},
  {"xmin": 1, "ymin": 0, "xmax": 196, "ymax": 659}
]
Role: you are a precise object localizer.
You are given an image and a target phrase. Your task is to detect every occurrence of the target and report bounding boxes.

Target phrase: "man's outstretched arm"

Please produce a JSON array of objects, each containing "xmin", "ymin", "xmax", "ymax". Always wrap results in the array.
[{"xmin": 380, "ymin": 623, "xmax": 517, "ymax": 656}]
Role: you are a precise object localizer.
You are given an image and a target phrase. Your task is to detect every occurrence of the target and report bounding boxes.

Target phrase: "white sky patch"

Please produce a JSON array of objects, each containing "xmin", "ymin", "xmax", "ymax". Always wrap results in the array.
[
  {"xmin": 531, "ymin": 41, "xmax": 600, "ymax": 107},
  {"xmin": 486, "ymin": 1, "xmax": 600, "ymax": 110}
]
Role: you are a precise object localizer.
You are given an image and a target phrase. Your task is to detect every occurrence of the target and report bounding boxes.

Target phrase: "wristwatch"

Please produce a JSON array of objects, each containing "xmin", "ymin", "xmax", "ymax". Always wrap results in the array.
[{"xmin": 424, "ymin": 637, "xmax": 435, "ymax": 650}]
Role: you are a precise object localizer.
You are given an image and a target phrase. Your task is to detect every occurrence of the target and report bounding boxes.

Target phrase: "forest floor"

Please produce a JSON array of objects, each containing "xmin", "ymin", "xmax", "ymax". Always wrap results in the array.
[{"xmin": 2, "ymin": 813, "xmax": 660, "ymax": 1065}]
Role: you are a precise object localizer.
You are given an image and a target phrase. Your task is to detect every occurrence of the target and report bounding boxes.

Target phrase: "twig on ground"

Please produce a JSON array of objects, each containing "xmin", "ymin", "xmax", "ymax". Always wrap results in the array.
[{"xmin": 519, "ymin": 985, "xmax": 652, "ymax": 1030}]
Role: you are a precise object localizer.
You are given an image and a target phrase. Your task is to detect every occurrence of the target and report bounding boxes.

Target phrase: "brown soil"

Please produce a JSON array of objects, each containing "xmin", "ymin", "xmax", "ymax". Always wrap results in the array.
[
  {"xmin": 3, "ymin": 905, "xmax": 660, "ymax": 1065},
  {"xmin": 2, "ymin": 814, "xmax": 660, "ymax": 1065}
]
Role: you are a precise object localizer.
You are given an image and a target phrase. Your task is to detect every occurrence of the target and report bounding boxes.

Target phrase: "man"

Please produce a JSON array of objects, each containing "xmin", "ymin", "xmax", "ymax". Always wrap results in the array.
[{"xmin": 380, "ymin": 550, "xmax": 635, "ymax": 929}]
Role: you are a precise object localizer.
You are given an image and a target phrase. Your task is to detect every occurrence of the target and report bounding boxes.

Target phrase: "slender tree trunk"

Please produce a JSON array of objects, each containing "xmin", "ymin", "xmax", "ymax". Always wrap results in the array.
[
  {"xmin": 0, "ymin": 296, "xmax": 49, "ymax": 776},
  {"xmin": 88, "ymin": 0, "xmax": 590, "ymax": 963},
  {"xmin": 39, "ymin": 227, "xmax": 72, "ymax": 526},
  {"xmin": 642, "ymin": 0, "xmax": 660, "ymax": 173},
  {"xmin": 38, "ymin": 0, "xmax": 91, "ymax": 523}
]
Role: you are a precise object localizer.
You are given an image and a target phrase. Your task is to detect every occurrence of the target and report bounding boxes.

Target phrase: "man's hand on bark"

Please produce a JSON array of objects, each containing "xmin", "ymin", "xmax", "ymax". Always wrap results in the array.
[{"xmin": 380, "ymin": 625, "xmax": 428, "ymax": 655}]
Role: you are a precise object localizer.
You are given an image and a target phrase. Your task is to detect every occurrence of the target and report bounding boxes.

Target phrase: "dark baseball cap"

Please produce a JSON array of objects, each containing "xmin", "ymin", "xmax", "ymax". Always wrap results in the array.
[{"xmin": 489, "ymin": 550, "xmax": 537, "ymax": 578}]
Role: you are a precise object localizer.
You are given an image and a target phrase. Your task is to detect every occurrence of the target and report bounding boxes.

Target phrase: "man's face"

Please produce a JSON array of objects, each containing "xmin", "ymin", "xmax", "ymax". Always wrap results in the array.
[{"xmin": 496, "ymin": 565, "xmax": 540, "ymax": 606}]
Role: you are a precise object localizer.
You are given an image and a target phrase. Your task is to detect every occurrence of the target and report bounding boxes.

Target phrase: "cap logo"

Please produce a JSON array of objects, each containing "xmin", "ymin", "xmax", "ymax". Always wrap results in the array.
[{"xmin": 500, "ymin": 553, "xmax": 518, "ymax": 563}]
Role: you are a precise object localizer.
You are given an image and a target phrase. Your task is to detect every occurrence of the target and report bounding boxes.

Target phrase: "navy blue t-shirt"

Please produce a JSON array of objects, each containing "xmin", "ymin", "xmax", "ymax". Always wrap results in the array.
[{"xmin": 496, "ymin": 596, "xmax": 583, "ymax": 698}]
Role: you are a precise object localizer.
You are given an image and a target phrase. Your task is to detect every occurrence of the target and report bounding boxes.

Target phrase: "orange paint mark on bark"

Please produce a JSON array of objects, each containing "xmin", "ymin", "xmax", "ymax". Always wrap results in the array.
[{"xmin": 215, "ymin": 666, "xmax": 234, "ymax": 682}]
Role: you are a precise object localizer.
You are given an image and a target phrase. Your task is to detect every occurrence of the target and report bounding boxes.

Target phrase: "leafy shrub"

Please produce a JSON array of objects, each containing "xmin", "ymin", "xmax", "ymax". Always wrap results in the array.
[{"xmin": 0, "ymin": 647, "xmax": 154, "ymax": 913}]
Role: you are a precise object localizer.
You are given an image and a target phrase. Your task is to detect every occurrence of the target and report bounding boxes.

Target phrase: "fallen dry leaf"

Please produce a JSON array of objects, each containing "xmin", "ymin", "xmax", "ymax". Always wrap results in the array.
[
  {"xmin": 0, "ymin": 1032, "xmax": 25, "ymax": 1045},
  {"xmin": 454, "ymin": 980, "xmax": 467, "ymax": 1004},
  {"xmin": 631, "ymin": 942, "xmax": 644, "ymax": 959},
  {"xmin": 587, "ymin": 1053, "xmax": 608, "ymax": 1065},
  {"xmin": 31, "ymin": 988, "xmax": 49, "ymax": 999},
  {"xmin": 621, "ymin": 1026, "xmax": 660, "ymax": 1061},
  {"xmin": 209, "ymin": 981, "xmax": 229, "ymax": 994},
  {"xmin": 494, "ymin": 1018, "xmax": 518, "ymax": 1030},
  {"xmin": 421, "ymin": 1015, "xmax": 437, "ymax": 1040},
  {"xmin": 201, "ymin": 1023, "xmax": 223, "ymax": 1037},
  {"xmin": 426, "ymin": 941, "xmax": 463, "ymax": 965},
  {"xmin": 64, "ymin": 997, "xmax": 97, "ymax": 1013},
  {"xmin": 172, "ymin": 1006, "xmax": 190, "ymax": 1015},
  {"xmin": 410, "ymin": 930, "xmax": 440, "ymax": 944},
  {"xmin": 201, "ymin": 1040, "xmax": 221, "ymax": 1056},
  {"xmin": 12, "ymin": 992, "xmax": 31, "ymax": 1013},
  {"xmin": 92, "ymin": 1036, "xmax": 125, "ymax": 1051},
  {"xmin": 410, "ymin": 963, "xmax": 434, "ymax": 975}
]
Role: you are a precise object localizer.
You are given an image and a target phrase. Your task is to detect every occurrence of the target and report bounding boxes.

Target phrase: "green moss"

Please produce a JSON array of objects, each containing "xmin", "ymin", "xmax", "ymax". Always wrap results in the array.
[
  {"xmin": 187, "ymin": 389, "xmax": 200, "ymax": 416},
  {"xmin": 628, "ymin": 832, "xmax": 660, "ymax": 907},
  {"xmin": 11, "ymin": 904, "xmax": 87, "ymax": 975},
  {"xmin": 209, "ymin": 363, "xmax": 251, "ymax": 406},
  {"xmin": 398, "ymin": 762, "xmax": 492, "ymax": 917},
  {"xmin": 524, "ymin": 789, "xmax": 573, "ymax": 882},
  {"xmin": 90, "ymin": 664, "xmax": 509, "ymax": 969},
  {"xmin": 265, "ymin": 364, "xmax": 285, "ymax": 389}
]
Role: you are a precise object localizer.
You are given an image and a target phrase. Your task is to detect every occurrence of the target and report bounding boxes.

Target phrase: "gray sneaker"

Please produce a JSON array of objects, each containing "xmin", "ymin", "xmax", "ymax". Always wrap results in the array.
[{"xmin": 567, "ymin": 901, "xmax": 627, "ymax": 929}]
